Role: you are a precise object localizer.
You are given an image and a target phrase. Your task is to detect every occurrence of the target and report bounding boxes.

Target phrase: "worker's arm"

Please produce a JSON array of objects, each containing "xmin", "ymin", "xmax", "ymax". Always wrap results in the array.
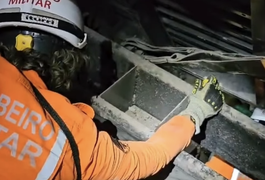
[
  {"xmin": 88, "ymin": 115, "xmax": 195, "ymax": 180},
  {"xmin": 85, "ymin": 76, "xmax": 224, "ymax": 180}
]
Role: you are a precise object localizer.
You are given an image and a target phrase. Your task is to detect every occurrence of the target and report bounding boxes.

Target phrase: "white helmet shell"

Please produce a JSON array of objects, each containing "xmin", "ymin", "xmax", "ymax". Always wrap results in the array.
[{"xmin": 0, "ymin": 0, "xmax": 87, "ymax": 49}]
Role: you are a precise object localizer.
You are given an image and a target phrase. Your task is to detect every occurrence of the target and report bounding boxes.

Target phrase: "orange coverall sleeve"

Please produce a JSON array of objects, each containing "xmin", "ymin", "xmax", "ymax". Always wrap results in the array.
[{"xmin": 87, "ymin": 115, "xmax": 195, "ymax": 180}]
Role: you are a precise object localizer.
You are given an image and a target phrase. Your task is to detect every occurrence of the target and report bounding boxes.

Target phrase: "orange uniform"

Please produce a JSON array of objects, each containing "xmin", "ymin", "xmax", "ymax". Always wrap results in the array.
[
  {"xmin": 0, "ymin": 56, "xmax": 195, "ymax": 180},
  {"xmin": 206, "ymin": 156, "xmax": 253, "ymax": 180}
]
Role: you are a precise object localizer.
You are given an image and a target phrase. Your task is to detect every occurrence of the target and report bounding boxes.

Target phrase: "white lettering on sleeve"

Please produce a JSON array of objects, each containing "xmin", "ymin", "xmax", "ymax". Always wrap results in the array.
[
  {"xmin": 18, "ymin": 108, "xmax": 30, "ymax": 127},
  {"xmin": 0, "ymin": 124, "xmax": 8, "ymax": 133},
  {"xmin": 23, "ymin": 111, "xmax": 41, "ymax": 134},
  {"xmin": 39, "ymin": 121, "xmax": 55, "ymax": 141},
  {"xmin": 18, "ymin": 140, "xmax": 43, "ymax": 168},
  {"xmin": 0, "ymin": 132, "xmax": 19, "ymax": 157},
  {"xmin": 0, "ymin": 94, "xmax": 11, "ymax": 116},
  {"xmin": 0, "ymin": 93, "xmax": 66, "ymax": 174},
  {"xmin": 6, "ymin": 100, "xmax": 24, "ymax": 124}
]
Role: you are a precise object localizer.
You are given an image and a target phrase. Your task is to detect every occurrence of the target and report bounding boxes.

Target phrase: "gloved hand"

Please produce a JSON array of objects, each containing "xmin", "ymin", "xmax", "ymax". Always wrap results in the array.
[{"xmin": 179, "ymin": 76, "xmax": 225, "ymax": 134}]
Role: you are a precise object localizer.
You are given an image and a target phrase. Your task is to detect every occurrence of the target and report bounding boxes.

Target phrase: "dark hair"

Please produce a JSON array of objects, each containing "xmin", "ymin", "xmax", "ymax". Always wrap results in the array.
[{"xmin": 0, "ymin": 43, "xmax": 90, "ymax": 91}]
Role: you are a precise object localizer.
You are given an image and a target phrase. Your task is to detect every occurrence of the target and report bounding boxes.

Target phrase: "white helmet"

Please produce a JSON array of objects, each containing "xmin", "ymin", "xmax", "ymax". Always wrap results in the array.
[{"xmin": 0, "ymin": 0, "xmax": 87, "ymax": 49}]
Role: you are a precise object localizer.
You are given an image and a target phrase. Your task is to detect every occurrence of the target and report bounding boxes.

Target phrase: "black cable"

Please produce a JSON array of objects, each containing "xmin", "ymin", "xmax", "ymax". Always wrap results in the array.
[{"xmin": 31, "ymin": 84, "xmax": 82, "ymax": 180}]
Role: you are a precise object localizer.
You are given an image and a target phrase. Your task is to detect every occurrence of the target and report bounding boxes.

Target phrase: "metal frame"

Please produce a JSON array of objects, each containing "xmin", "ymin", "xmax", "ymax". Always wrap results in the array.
[
  {"xmin": 132, "ymin": 0, "xmax": 174, "ymax": 46},
  {"xmin": 251, "ymin": 0, "xmax": 265, "ymax": 108},
  {"xmin": 85, "ymin": 27, "xmax": 265, "ymax": 179}
]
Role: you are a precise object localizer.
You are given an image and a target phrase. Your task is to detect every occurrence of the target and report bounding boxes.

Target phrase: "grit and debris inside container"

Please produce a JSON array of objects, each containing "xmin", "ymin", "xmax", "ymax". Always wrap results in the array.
[{"xmin": 100, "ymin": 66, "xmax": 187, "ymax": 127}]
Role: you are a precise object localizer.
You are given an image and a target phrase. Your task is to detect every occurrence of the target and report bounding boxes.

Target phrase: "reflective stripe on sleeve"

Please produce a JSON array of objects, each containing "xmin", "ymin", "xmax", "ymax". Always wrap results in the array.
[
  {"xmin": 36, "ymin": 130, "xmax": 67, "ymax": 180},
  {"xmin": 231, "ymin": 168, "xmax": 240, "ymax": 180}
]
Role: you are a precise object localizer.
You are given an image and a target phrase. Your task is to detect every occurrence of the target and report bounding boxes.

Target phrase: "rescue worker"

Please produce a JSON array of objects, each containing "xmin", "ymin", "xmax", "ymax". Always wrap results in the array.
[{"xmin": 0, "ymin": 0, "xmax": 225, "ymax": 179}]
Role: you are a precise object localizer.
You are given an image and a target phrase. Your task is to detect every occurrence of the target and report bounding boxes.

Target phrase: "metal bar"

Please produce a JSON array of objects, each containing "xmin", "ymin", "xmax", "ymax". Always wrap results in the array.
[
  {"xmin": 250, "ymin": 0, "xmax": 265, "ymax": 107},
  {"xmin": 251, "ymin": 0, "xmax": 265, "ymax": 54},
  {"xmin": 156, "ymin": 4, "xmax": 252, "ymax": 53},
  {"xmin": 132, "ymin": 0, "xmax": 174, "ymax": 46}
]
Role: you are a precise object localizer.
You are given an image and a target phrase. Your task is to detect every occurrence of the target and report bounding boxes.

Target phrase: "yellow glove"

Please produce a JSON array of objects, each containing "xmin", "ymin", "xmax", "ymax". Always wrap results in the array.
[{"xmin": 179, "ymin": 76, "xmax": 225, "ymax": 134}]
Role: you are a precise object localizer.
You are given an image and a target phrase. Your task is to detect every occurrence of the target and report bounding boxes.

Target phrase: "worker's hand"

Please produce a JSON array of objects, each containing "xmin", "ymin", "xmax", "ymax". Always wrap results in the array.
[{"xmin": 179, "ymin": 76, "xmax": 225, "ymax": 134}]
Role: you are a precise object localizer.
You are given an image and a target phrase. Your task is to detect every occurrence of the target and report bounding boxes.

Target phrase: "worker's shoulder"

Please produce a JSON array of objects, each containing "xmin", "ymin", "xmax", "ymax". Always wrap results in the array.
[{"xmin": 39, "ymin": 89, "xmax": 96, "ymax": 130}]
